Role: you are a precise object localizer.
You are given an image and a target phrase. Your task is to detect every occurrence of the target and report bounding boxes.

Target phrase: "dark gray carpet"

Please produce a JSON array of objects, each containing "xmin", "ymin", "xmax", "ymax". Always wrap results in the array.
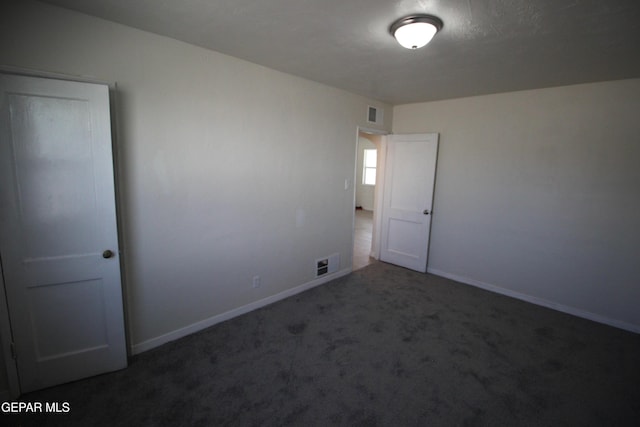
[{"xmin": 5, "ymin": 261, "xmax": 640, "ymax": 426}]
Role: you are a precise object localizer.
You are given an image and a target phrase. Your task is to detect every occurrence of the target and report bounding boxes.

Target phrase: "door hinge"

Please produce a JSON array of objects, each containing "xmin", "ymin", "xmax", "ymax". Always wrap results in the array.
[{"xmin": 10, "ymin": 341, "xmax": 16, "ymax": 360}]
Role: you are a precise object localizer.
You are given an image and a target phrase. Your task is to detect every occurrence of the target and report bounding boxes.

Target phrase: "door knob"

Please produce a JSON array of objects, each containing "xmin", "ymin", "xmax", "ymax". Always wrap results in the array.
[
  {"xmin": 423, "ymin": 209, "xmax": 430, "ymax": 215},
  {"xmin": 102, "ymin": 249, "xmax": 115, "ymax": 259}
]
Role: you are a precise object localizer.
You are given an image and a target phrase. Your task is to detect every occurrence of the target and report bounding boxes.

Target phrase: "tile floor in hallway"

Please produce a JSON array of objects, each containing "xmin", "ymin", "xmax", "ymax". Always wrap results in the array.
[{"xmin": 353, "ymin": 209, "xmax": 374, "ymax": 271}]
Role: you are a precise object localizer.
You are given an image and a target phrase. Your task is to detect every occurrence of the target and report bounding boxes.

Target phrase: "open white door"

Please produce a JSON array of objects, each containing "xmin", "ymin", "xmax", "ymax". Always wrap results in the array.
[
  {"xmin": 380, "ymin": 133, "xmax": 439, "ymax": 272},
  {"xmin": 0, "ymin": 74, "xmax": 127, "ymax": 393}
]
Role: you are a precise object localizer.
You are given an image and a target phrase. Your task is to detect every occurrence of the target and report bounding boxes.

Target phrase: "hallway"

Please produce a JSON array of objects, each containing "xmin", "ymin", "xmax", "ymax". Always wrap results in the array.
[{"xmin": 353, "ymin": 209, "xmax": 374, "ymax": 271}]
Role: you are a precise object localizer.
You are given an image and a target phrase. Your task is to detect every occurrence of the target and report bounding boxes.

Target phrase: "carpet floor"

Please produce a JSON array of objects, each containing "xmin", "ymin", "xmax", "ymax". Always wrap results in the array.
[{"xmin": 6, "ymin": 261, "xmax": 640, "ymax": 426}]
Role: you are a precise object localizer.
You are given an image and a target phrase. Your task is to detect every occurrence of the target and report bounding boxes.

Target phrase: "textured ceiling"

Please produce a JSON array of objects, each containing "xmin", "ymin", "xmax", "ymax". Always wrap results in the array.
[{"xmin": 39, "ymin": 0, "xmax": 640, "ymax": 104}]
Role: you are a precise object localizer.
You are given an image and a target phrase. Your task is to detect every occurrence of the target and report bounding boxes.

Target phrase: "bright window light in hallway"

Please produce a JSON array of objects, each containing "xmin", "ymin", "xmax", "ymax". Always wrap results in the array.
[{"xmin": 363, "ymin": 149, "xmax": 377, "ymax": 185}]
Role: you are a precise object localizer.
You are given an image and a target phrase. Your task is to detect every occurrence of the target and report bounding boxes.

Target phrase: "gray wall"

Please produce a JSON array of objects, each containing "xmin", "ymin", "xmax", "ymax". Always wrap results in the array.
[{"xmin": 394, "ymin": 79, "xmax": 640, "ymax": 331}]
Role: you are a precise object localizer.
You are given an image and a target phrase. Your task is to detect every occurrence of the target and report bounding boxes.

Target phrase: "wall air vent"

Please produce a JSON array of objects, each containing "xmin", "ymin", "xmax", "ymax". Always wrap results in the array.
[
  {"xmin": 367, "ymin": 106, "xmax": 383, "ymax": 124},
  {"xmin": 316, "ymin": 253, "xmax": 340, "ymax": 277}
]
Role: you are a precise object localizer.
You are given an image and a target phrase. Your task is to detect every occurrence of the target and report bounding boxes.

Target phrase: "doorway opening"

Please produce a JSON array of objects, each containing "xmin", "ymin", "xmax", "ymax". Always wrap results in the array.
[
  {"xmin": 353, "ymin": 130, "xmax": 385, "ymax": 271},
  {"xmin": 351, "ymin": 129, "xmax": 439, "ymax": 273}
]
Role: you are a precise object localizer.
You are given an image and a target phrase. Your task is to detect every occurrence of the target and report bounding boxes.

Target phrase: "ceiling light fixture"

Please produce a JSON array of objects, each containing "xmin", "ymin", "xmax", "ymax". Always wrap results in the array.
[{"xmin": 390, "ymin": 14, "xmax": 443, "ymax": 50}]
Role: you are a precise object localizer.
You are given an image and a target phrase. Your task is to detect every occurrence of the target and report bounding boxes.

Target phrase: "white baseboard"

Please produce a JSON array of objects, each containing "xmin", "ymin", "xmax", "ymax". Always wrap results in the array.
[
  {"xmin": 131, "ymin": 267, "xmax": 352, "ymax": 355},
  {"xmin": 427, "ymin": 267, "xmax": 640, "ymax": 334}
]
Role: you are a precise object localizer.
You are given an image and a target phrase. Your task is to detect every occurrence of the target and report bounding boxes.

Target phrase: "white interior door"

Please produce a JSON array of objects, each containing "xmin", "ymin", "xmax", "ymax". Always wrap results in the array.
[
  {"xmin": 380, "ymin": 133, "xmax": 439, "ymax": 272},
  {"xmin": 0, "ymin": 74, "xmax": 127, "ymax": 393}
]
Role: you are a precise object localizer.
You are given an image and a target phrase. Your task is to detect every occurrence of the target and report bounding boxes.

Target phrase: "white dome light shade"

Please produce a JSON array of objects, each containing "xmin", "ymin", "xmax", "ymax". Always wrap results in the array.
[
  {"xmin": 394, "ymin": 22, "xmax": 437, "ymax": 49},
  {"xmin": 390, "ymin": 15, "xmax": 443, "ymax": 50}
]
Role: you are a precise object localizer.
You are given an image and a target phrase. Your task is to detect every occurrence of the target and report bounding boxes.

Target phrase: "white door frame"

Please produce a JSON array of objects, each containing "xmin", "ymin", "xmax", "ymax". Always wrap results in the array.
[
  {"xmin": 353, "ymin": 128, "xmax": 440, "ymax": 273},
  {"xmin": 0, "ymin": 69, "xmax": 125, "ymax": 398},
  {"xmin": 352, "ymin": 127, "xmax": 389, "ymax": 268}
]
